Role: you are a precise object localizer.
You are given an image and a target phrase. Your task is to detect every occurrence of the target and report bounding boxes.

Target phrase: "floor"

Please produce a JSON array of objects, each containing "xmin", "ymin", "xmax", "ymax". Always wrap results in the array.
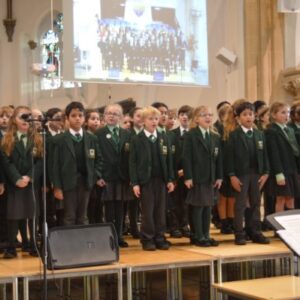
[{"xmin": 1, "ymin": 229, "xmax": 280, "ymax": 300}]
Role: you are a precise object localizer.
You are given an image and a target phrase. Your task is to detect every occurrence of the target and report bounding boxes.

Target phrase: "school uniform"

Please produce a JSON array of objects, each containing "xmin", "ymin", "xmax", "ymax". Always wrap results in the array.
[
  {"xmin": 183, "ymin": 127, "xmax": 222, "ymax": 246},
  {"xmin": 96, "ymin": 125, "xmax": 131, "ymax": 246},
  {"xmin": 288, "ymin": 122, "xmax": 300, "ymax": 208},
  {"xmin": 52, "ymin": 129, "xmax": 102, "ymax": 226},
  {"xmin": 1, "ymin": 133, "xmax": 43, "ymax": 255},
  {"xmin": 265, "ymin": 123, "xmax": 300, "ymax": 198},
  {"xmin": 0, "ymin": 131, "xmax": 8, "ymax": 249},
  {"xmin": 123, "ymin": 127, "xmax": 142, "ymax": 238},
  {"xmin": 226, "ymin": 126, "xmax": 270, "ymax": 244},
  {"xmin": 170, "ymin": 126, "xmax": 190, "ymax": 236},
  {"xmin": 129, "ymin": 129, "xmax": 174, "ymax": 250},
  {"xmin": 157, "ymin": 127, "xmax": 179, "ymax": 236}
]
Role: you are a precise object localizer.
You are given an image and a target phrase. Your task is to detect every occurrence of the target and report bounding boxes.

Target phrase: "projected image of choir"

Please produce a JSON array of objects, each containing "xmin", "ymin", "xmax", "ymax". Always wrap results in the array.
[{"xmin": 96, "ymin": 20, "xmax": 187, "ymax": 77}]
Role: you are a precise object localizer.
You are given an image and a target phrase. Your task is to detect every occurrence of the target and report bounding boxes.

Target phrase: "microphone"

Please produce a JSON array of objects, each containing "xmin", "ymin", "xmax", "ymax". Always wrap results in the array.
[{"xmin": 20, "ymin": 113, "xmax": 32, "ymax": 121}]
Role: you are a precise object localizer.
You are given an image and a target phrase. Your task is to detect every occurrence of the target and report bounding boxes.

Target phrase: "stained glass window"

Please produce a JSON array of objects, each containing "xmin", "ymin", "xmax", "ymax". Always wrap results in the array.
[{"xmin": 40, "ymin": 13, "xmax": 80, "ymax": 90}]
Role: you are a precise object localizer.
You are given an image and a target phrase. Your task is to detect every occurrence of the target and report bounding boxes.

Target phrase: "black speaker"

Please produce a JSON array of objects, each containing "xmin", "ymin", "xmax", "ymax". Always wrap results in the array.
[{"xmin": 47, "ymin": 223, "xmax": 119, "ymax": 270}]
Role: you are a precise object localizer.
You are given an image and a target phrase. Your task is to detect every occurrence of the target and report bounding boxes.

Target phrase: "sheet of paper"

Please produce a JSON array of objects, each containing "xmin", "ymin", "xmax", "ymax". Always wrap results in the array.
[
  {"xmin": 274, "ymin": 214, "xmax": 300, "ymax": 232},
  {"xmin": 277, "ymin": 229, "xmax": 300, "ymax": 256}
]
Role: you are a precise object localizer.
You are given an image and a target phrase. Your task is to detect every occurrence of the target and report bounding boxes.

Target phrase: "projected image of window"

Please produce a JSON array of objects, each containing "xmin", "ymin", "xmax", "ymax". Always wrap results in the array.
[{"xmin": 66, "ymin": 0, "xmax": 208, "ymax": 86}]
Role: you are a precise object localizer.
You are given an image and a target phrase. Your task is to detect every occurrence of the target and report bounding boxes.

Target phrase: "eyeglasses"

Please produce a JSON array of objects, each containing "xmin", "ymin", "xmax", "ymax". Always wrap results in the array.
[
  {"xmin": 199, "ymin": 113, "xmax": 213, "ymax": 118},
  {"xmin": 105, "ymin": 112, "xmax": 121, "ymax": 117}
]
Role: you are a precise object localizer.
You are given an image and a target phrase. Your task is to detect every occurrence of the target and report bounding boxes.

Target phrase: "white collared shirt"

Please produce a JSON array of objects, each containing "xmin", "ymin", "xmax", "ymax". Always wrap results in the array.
[
  {"xmin": 198, "ymin": 126, "xmax": 209, "ymax": 138},
  {"xmin": 144, "ymin": 129, "xmax": 157, "ymax": 138},
  {"xmin": 69, "ymin": 127, "xmax": 83, "ymax": 137},
  {"xmin": 241, "ymin": 125, "xmax": 253, "ymax": 134},
  {"xmin": 180, "ymin": 126, "xmax": 188, "ymax": 136}
]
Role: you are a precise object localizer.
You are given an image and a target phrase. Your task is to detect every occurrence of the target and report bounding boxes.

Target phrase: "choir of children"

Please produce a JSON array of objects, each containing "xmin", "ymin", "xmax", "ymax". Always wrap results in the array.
[{"xmin": 0, "ymin": 98, "xmax": 299, "ymax": 257}]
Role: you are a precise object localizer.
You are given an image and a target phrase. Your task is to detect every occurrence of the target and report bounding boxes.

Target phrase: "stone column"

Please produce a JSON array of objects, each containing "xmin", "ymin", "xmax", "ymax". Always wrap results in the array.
[{"xmin": 282, "ymin": 67, "xmax": 300, "ymax": 101}]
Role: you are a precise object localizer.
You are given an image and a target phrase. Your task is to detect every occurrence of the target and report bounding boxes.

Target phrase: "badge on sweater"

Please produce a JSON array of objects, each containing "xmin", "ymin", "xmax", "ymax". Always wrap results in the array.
[
  {"xmin": 162, "ymin": 145, "xmax": 168, "ymax": 155},
  {"xmin": 214, "ymin": 147, "xmax": 219, "ymax": 156},
  {"xmin": 124, "ymin": 142, "xmax": 130, "ymax": 152},
  {"xmin": 171, "ymin": 145, "xmax": 176, "ymax": 154},
  {"xmin": 106, "ymin": 133, "xmax": 111, "ymax": 139},
  {"xmin": 257, "ymin": 141, "xmax": 263, "ymax": 150},
  {"xmin": 89, "ymin": 149, "xmax": 95, "ymax": 159}
]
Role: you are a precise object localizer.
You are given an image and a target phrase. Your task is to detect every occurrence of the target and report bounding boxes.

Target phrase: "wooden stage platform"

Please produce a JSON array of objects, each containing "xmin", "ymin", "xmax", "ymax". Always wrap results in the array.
[{"xmin": 0, "ymin": 230, "xmax": 295, "ymax": 300}]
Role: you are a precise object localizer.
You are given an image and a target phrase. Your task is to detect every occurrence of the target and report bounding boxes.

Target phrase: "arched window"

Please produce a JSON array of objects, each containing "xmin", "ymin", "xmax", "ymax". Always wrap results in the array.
[{"xmin": 39, "ymin": 12, "xmax": 80, "ymax": 90}]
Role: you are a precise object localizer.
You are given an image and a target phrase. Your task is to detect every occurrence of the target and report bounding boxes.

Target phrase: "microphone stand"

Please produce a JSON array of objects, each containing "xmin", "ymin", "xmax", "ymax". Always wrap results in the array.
[
  {"xmin": 26, "ymin": 116, "xmax": 57, "ymax": 300},
  {"xmin": 40, "ymin": 120, "xmax": 48, "ymax": 300}
]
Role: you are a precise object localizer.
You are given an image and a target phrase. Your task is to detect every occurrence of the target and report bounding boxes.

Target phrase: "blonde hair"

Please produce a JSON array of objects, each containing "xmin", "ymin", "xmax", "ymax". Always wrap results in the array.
[
  {"xmin": 190, "ymin": 105, "xmax": 218, "ymax": 134},
  {"xmin": 1, "ymin": 106, "xmax": 43, "ymax": 157},
  {"xmin": 269, "ymin": 101, "xmax": 289, "ymax": 123},
  {"xmin": 141, "ymin": 106, "xmax": 161, "ymax": 120},
  {"xmin": 0, "ymin": 106, "xmax": 14, "ymax": 117},
  {"xmin": 223, "ymin": 98, "xmax": 246, "ymax": 140}
]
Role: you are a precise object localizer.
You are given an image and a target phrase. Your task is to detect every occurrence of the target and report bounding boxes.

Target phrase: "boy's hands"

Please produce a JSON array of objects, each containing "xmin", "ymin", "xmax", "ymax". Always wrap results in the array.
[
  {"xmin": 230, "ymin": 176, "xmax": 242, "ymax": 192},
  {"xmin": 167, "ymin": 182, "xmax": 174, "ymax": 193},
  {"xmin": 54, "ymin": 188, "xmax": 64, "ymax": 200},
  {"xmin": 184, "ymin": 179, "xmax": 193, "ymax": 189},
  {"xmin": 214, "ymin": 179, "xmax": 223, "ymax": 190},
  {"xmin": 97, "ymin": 179, "xmax": 106, "ymax": 187},
  {"xmin": 258, "ymin": 174, "xmax": 269, "ymax": 190},
  {"xmin": 133, "ymin": 185, "xmax": 141, "ymax": 198},
  {"xmin": 16, "ymin": 178, "xmax": 28, "ymax": 188}
]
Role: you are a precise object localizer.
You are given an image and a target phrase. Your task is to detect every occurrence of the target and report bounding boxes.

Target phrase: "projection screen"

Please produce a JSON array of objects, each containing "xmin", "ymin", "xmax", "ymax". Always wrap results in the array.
[{"xmin": 63, "ymin": 0, "xmax": 209, "ymax": 86}]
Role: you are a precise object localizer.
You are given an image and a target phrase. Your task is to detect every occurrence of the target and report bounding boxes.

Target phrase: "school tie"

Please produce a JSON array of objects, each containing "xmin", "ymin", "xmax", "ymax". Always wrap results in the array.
[
  {"xmin": 246, "ymin": 130, "xmax": 253, "ymax": 138},
  {"xmin": 112, "ymin": 127, "xmax": 120, "ymax": 145},
  {"xmin": 75, "ymin": 133, "xmax": 82, "ymax": 142},
  {"xmin": 20, "ymin": 134, "xmax": 27, "ymax": 148},
  {"xmin": 204, "ymin": 131, "xmax": 210, "ymax": 148},
  {"xmin": 149, "ymin": 134, "xmax": 157, "ymax": 143},
  {"xmin": 182, "ymin": 129, "xmax": 187, "ymax": 136},
  {"xmin": 283, "ymin": 127, "xmax": 300, "ymax": 156}
]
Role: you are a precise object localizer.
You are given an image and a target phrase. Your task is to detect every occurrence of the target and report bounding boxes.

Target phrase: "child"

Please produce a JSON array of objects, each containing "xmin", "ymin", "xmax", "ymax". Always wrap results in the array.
[
  {"xmin": 183, "ymin": 106, "xmax": 222, "ymax": 247},
  {"xmin": 96, "ymin": 104, "xmax": 131, "ymax": 248},
  {"xmin": 121, "ymin": 113, "xmax": 132, "ymax": 130},
  {"xmin": 265, "ymin": 101, "xmax": 300, "ymax": 212},
  {"xmin": 257, "ymin": 106, "xmax": 270, "ymax": 131},
  {"xmin": 85, "ymin": 109, "xmax": 101, "ymax": 134},
  {"xmin": 129, "ymin": 106, "xmax": 174, "ymax": 251},
  {"xmin": 85, "ymin": 109, "xmax": 104, "ymax": 224},
  {"xmin": 214, "ymin": 101, "xmax": 234, "ymax": 233},
  {"xmin": 45, "ymin": 107, "xmax": 64, "ymax": 226},
  {"xmin": 226, "ymin": 101, "xmax": 269, "ymax": 245},
  {"xmin": 166, "ymin": 109, "xmax": 177, "ymax": 131},
  {"xmin": 1, "ymin": 106, "xmax": 43, "ymax": 258},
  {"xmin": 151, "ymin": 102, "xmax": 178, "ymax": 236},
  {"xmin": 0, "ymin": 106, "xmax": 13, "ymax": 250},
  {"xmin": 123, "ymin": 107, "xmax": 144, "ymax": 238},
  {"xmin": 52, "ymin": 102, "xmax": 102, "ymax": 226},
  {"xmin": 171, "ymin": 105, "xmax": 193, "ymax": 238}
]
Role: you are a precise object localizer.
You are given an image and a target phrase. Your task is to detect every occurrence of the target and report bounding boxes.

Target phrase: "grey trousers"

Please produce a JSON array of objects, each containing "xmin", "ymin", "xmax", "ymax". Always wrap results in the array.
[{"xmin": 234, "ymin": 173, "xmax": 262, "ymax": 234}]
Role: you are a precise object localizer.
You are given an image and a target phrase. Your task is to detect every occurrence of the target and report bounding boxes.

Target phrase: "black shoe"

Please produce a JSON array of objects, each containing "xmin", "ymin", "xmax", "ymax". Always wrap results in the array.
[
  {"xmin": 170, "ymin": 230, "xmax": 183, "ymax": 238},
  {"xmin": 207, "ymin": 238, "xmax": 219, "ymax": 247},
  {"xmin": 194, "ymin": 240, "xmax": 211, "ymax": 247},
  {"xmin": 29, "ymin": 248, "xmax": 39, "ymax": 257},
  {"xmin": 181, "ymin": 227, "xmax": 190, "ymax": 237},
  {"xmin": 142, "ymin": 241, "xmax": 156, "ymax": 251},
  {"xmin": 235, "ymin": 233, "xmax": 247, "ymax": 245},
  {"xmin": 252, "ymin": 233, "xmax": 270, "ymax": 244},
  {"xmin": 131, "ymin": 231, "xmax": 140, "ymax": 239},
  {"xmin": 118, "ymin": 240, "xmax": 129, "ymax": 248},
  {"xmin": 155, "ymin": 240, "xmax": 170, "ymax": 250},
  {"xmin": 22, "ymin": 243, "xmax": 31, "ymax": 252},
  {"xmin": 3, "ymin": 248, "xmax": 17, "ymax": 259}
]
